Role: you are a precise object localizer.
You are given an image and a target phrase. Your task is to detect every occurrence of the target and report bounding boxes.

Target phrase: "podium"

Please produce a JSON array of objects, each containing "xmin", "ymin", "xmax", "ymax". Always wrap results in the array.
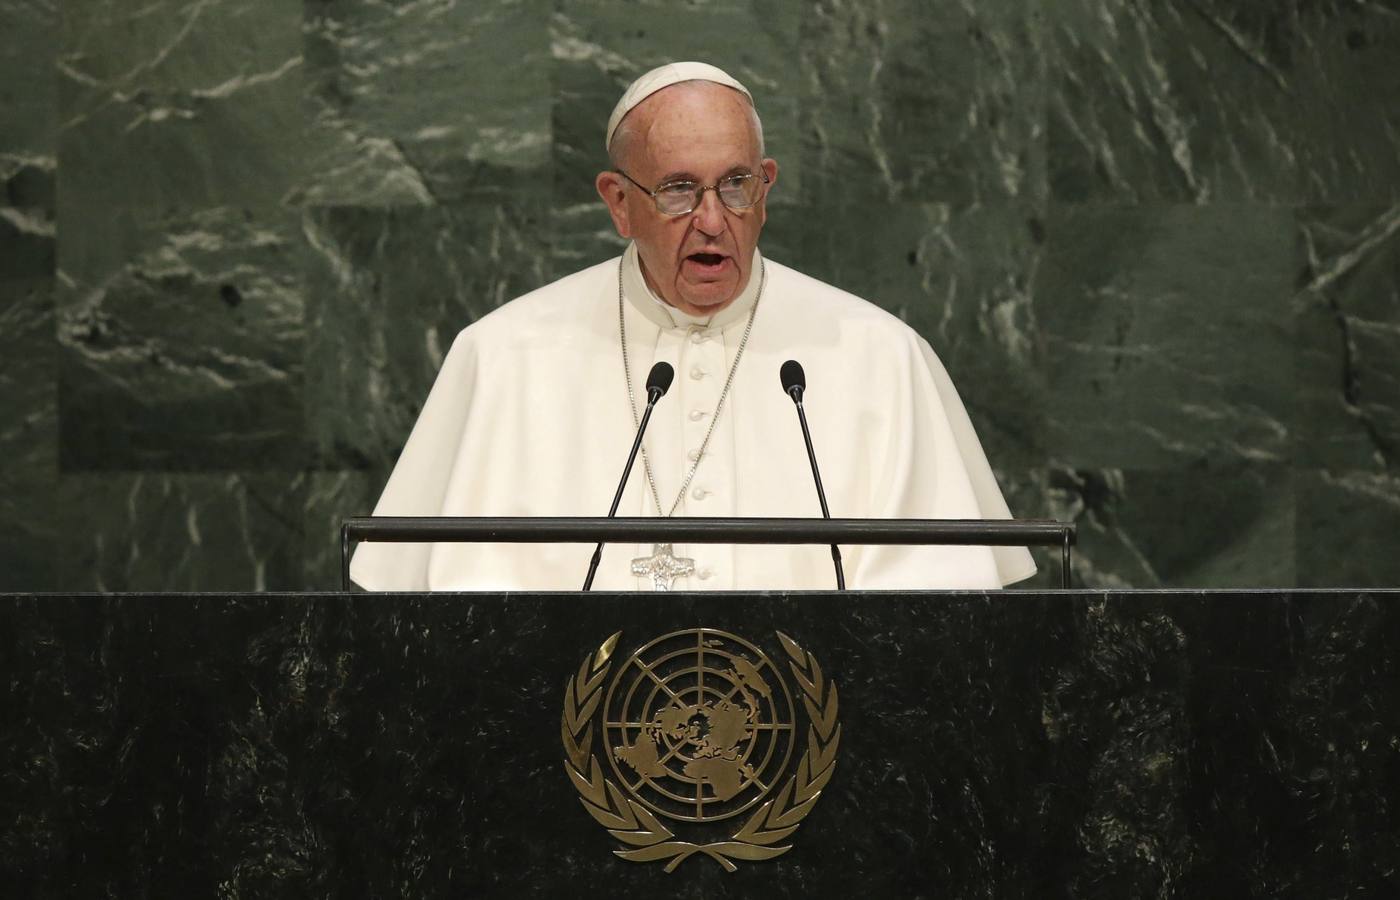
[{"xmin": 6, "ymin": 586, "xmax": 1398, "ymax": 896}]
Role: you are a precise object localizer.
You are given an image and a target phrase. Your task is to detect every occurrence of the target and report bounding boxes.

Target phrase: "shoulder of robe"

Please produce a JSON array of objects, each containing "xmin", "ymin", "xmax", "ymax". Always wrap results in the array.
[
  {"xmin": 447, "ymin": 256, "xmax": 618, "ymax": 347},
  {"xmin": 762, "ymin": 256, "xmax": 940, "ymax": 362}
]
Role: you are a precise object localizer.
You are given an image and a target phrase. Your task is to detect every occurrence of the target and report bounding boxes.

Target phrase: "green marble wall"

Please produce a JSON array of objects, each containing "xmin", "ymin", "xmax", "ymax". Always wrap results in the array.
[{"xmin": 1, "ymin": 0, "xmax": 1397, "ymax": 592}]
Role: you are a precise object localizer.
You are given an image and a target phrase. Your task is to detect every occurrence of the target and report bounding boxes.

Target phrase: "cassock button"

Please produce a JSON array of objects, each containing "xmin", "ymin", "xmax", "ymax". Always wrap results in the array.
[
  {"xmin": 687, "ymin": 448, "xmax": 702, "ymax": 462},
  {"xmin": 689, "ymin": 366, "xmax": 705, "ymax": 380},
  {"xmin": 688, "ymin": 409, "xmax": 708, "ymax": 422},
  {"xmin": 689, "ymin": 330, "xmax": 709, "ymax": 345},
  {"xmin": 691, "ymin": 486, "xmax": 710, "ymax": 500}
]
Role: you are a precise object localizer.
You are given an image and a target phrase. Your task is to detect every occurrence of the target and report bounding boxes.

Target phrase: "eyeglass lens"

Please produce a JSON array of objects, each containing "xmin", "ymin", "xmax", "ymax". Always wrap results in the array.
[{"xmin": 655, "ymin": 176, "xmax": 762, "ymax": 215}]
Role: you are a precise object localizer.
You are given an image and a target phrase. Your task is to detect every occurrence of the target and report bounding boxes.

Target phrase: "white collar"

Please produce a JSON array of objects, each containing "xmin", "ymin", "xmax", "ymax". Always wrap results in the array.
[{"xmin": 621, "ymin": 242, "xmax": 763, "ymax": 331}]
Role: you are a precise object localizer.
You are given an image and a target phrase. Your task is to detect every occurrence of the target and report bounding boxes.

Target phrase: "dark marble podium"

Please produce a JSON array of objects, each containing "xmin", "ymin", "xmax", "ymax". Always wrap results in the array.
[{"xmin": 4, "ymin": 590, "xmax": 1398, "ymax": 897}]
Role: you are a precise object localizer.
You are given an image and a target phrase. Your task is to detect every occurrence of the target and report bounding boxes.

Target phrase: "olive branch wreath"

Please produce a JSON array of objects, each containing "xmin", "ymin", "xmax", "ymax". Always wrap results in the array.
[{"xmin": 561, "ymin": 630, "xmax": 840, "ymax": 873}]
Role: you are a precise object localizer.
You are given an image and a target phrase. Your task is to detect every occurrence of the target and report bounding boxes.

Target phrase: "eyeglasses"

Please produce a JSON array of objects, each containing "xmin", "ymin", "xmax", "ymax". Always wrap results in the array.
[{"xmin": 615, "ymin": 168, "xmax": 770, "ymax": 216}]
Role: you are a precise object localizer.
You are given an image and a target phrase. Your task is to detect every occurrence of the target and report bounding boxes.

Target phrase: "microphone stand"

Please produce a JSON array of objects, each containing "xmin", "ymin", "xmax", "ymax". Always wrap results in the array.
[
  {"xmin": 786, "ymin": 383, "xmax": 846, "ymax": 591},
  {"xmin": 582, "ymin": 384, "xmax": 664, "ymax": 591}
]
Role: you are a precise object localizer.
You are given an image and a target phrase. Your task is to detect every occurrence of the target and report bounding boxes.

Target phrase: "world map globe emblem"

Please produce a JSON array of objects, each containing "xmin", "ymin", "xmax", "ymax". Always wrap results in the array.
[{"xmin": 603, "ymin": 628, "xmax": 797, "ymax": 823}]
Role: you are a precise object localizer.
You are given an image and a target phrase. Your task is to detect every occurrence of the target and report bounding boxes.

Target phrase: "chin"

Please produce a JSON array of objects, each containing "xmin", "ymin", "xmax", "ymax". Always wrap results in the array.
[
  {"xmin": 677, "ymin": 281, "xmax": 739, "ymax": 310},
  {"xmin": 677, "ymin": 292, "xmax": 734, "ymax": 312}
]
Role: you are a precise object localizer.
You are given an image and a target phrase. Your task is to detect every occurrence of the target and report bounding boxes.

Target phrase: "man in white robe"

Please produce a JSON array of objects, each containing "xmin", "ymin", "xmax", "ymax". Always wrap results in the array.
[{"xmin": 350, "ymin": 62, "xmax": 1036, "ymax": 592}]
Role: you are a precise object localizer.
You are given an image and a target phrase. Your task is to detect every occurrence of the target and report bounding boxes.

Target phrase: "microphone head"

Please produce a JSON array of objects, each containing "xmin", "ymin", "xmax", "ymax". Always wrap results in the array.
[
  {"xmin": 780, "ymin": 359, "xmax": 806, "ymax": 399},
  {"xmin": 646, "ymin": 361, "xmax": 674, "ymax": 399}
]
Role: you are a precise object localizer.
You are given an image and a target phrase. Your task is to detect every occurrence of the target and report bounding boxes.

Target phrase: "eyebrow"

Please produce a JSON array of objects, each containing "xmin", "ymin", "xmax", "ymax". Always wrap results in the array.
[{"xmin": 656, "ymin": 165, "xmax": 755, "ymax": 184}]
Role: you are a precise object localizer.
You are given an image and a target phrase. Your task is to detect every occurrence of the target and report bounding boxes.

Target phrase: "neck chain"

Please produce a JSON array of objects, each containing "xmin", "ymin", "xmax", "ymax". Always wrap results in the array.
[{"xmin": 619, "ymin": 257, "xmax": 764, "ymax": 517}]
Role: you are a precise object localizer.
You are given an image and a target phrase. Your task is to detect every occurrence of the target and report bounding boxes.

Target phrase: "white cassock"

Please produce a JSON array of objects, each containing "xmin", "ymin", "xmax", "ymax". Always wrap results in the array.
[{"xmin": 350, "ymin": 243, "xmax": 1036, "ymax": 591}]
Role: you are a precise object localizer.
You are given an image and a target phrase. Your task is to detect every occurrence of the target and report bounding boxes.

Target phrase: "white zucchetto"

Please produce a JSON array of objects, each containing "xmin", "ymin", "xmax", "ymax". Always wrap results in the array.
[{"xmin": 605, "ymin": 61, "xmax": 753, "ymax": 151}]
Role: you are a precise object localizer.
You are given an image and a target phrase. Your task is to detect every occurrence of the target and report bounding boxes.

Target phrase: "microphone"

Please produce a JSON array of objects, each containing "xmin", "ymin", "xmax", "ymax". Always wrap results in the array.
[
  {"xmin": 582, "ymin": 361, "xmax": 674, "ymax": 590},
  {"xmin": 780, "ymin": 360, "xmax": 846, "ymax": 590},
  {"xmin": 645, "ymin": 361, "xmax": 674, "ymax": 402}
]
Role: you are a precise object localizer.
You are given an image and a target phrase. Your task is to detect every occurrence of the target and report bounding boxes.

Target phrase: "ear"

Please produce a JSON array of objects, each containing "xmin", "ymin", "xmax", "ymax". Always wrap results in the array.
[
  {"xmin": 756, "ymin": 157, "xmax": 779, "ymax": 227},
  {"xmin": 761, "ymin": 157, "xmax": 779, "ymax": 192},
  {"xmin": 595, "ymin": 171, "xmax": 632, "ymax": 239}
]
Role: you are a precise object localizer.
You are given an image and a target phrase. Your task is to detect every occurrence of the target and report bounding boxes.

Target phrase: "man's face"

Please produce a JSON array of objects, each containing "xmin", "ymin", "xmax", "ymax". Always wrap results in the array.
[{"xmin": 596, "ymin": 83, "xmax": 779, "ymax": 317}]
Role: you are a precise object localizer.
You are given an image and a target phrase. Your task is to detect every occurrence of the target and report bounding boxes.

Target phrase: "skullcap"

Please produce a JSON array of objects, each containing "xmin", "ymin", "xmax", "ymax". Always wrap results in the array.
[{"xmin": 605, "ymin": 61, "xmax": 753, "ymax": 152}]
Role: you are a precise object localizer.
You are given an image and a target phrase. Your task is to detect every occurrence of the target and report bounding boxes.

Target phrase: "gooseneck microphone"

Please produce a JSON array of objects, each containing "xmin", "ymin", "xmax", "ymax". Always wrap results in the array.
[
  {"xmin": 582, "ymin": 361, "xmax": 674, "ymax": 590},
  {"xmin": 780, "ymin": 360, "xmax": 846, "ymax": 590}
]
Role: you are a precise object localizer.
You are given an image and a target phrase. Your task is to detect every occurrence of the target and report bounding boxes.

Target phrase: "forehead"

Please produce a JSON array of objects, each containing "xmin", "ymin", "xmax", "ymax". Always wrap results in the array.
[{"xmin": 628, "ymin": 82, "xmax": 760, "ymax": 176}]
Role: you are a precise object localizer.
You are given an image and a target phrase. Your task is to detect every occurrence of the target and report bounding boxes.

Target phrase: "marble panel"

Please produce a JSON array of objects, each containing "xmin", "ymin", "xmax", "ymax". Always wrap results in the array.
[
  {"xmin": 0, "ymin": 0, "xmax": 55, "ymax": 208},
  {"xmin": 298, "ymin": 0, "xmax": 552, "ymax": 207},
  {"xmin": 1, "ymin": 156, "xmax": 54, "ymax": 218},
  {"xmin": 58, "ymin": 0, "xmax": 309, "ymax": 282},
  {"xmin": 57, "ymin": 206, "xmax": 305, "ymax": 470},
  {"xmin": 302, "ymin": 470, "xmax": 377, "ymax": 591},
  {"xmin": 1048, "ymin": 0, "xmax": 1400, "ymax": 203},
  {"xmin": 1002, "ymin": 465, "xmax": 1295, "ymax": 590},
  {"xmin": 1041, "ymin": 594, "xmax": 1194, "ymax": 894},
  {"xmin": 303, "ymin": 201, "xmax": 551, "ymax": 471},
  {"xmin": 550, "ymin": 0, "xmax": 802, "ymax": 206},
  {"xmin": 794, "ymin": 202, "xmax": 1046, "ymax": 468},
  {"xmin": 798, "ymin": 0, "xmax": 1045, "ymax": 205},
  {"xmin": 0, "ymin": 207, "xmax": 58, "ymax": 592},
  {"xmin": 49, "ymin": 472, "xmax": 307, "ymax": 591},
  {"xmin": 1037, "ymin": 204, "xmax": 1293, "ymax": 470},
  {"xmin": 1294, "ymin": 205, "xmax": 1400, "ymax": 472},
  {"xmin": 1251, "ymin": 591, "xmax": 1399, "ymax": 893},
  {"xmin": 1296, "ymin": 470, "xmax": 1400, "ymax": 588},
  {"xmin": 548, "ymin": 201, "xmax": 629, "ymax": 276}
]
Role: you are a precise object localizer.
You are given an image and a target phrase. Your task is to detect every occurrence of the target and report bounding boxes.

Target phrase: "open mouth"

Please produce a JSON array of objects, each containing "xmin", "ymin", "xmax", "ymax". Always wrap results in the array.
[
  {"xmin": 688, "ymin": 252, "xmax": 725, "ymax": 266},
  {"xmin": 685, "ymin": 252, "xmax": 729, "ymax": 275}
]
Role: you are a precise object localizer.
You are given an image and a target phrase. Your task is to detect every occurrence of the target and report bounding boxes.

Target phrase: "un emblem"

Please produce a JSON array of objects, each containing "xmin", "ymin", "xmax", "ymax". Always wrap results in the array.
[{"xmin": 561, "ymin": 629, "xmax": 841, "ymax": 872}]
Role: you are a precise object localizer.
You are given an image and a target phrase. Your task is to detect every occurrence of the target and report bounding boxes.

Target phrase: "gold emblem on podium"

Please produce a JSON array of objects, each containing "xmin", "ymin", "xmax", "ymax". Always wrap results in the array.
[{"xmin": 561, "ymin": 628, "xmax": 841, "ymax": 871}]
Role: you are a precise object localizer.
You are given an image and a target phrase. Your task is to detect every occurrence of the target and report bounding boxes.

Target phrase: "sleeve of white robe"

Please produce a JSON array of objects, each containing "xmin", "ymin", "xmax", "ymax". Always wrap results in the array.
[
  {"xmin": 849, "ymin": 331, "xmax": 1038, "ymax": 589},
  {"xmin": 348, "ymin": 331, "xmax": 479, "ymax": 591}
]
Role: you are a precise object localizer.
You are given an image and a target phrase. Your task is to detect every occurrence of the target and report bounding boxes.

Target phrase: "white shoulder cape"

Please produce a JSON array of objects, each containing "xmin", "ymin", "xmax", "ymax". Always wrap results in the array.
[{"xmin": 351, "ymin": 247, "xmax": 1036, "ymax": 591}]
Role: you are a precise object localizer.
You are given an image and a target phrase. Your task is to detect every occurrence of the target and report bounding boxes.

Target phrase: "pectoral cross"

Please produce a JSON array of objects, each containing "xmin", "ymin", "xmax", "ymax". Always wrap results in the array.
[{"xmin": 631, "ymin": 543, "xmax": 696, "ymax": 591}]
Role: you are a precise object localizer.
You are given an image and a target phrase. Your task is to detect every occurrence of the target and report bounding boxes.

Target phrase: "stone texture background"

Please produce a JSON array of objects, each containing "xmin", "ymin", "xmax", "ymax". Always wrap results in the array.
[{"xmin": 1, "ymin": 0, "xmax": 1397, "ymax": 591}]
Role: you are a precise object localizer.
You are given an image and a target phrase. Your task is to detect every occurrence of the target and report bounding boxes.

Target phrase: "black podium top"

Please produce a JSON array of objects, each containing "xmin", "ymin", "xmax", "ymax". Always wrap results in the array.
[{"xmin": 4, "ymin": 589, "xmax": 1397, "ymax": 897}]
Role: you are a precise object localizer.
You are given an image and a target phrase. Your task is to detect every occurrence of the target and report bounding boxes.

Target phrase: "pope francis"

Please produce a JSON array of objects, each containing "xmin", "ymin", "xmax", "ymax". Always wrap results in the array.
[{"xmin": 349, "ymin": 62, "xmax": 1037, "ymax": 592}]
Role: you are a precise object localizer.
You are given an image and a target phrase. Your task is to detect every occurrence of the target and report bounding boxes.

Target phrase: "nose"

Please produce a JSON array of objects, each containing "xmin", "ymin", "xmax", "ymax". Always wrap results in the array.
[{"xmin": 692, "ymin": 186, "xmax": 727, "ymax": 237}]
